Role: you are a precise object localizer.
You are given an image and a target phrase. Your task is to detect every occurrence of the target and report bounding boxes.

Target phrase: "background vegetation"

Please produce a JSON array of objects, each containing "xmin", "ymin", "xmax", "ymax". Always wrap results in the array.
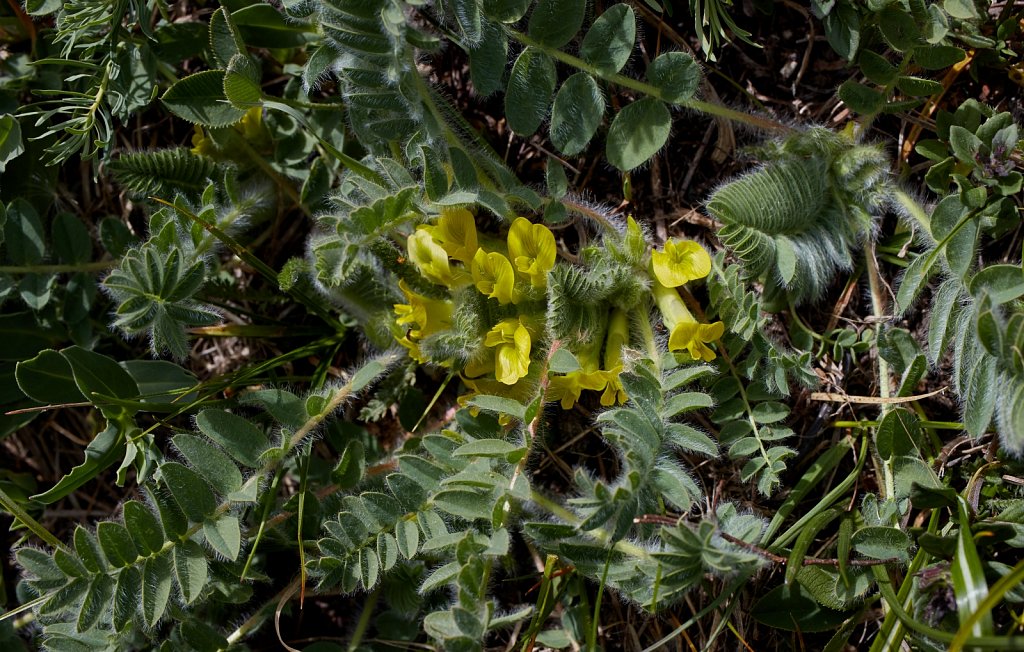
[{"xmin": 0, "ymin": 0, "xmax": 1023, "ymax": 650}]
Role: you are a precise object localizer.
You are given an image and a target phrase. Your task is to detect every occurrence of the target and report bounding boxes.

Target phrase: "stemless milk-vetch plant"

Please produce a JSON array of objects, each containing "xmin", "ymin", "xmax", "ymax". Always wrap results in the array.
[{"xmin": 3, "ymin": 0, "xmax": 1024, "ymax": 650}]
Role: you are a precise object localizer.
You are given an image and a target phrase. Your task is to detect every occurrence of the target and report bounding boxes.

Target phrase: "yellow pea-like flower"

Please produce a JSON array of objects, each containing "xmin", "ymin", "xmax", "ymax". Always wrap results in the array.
[
  {"xmin": 407, "ymin": 229, "xmax": 455, "ymax": 286},
  {"xmin": 484, "ymin": 317, "xmax": 532, "ymax": 385},
  {"xmin": 471, "ymin": 249, "xmax": 518, "ymax": 305},
  {"xmin": 507, "ymin": 217, "xmax": 556, "ymax": 288},
  {"xmin": 393, "ymin": 280, "xmax": 452, "ymax": 340},
  {"xmin": 393, "ymin": 280, "xmax": 453, "ymax": 364},
  {"xmin": 424, "ymin": 208, "xmax": 479, "ymax": 264},
  {"xmin": 653, "ymin": 280, "xmax": 724, "ymax": 362},
  {"xmin": 650, "ymin": 239, "xmax": 711, "ymax": 288},
  {"xmin": 599, "ymin": 308, "xmax": 629, "ymax": 406},
  {"xmin": 547, "ymin": 372, "xmax": 606, "ymax": 410},
  {"xmin": 546, "ymin": 335, "xmax": 606, "ymax": 410}
]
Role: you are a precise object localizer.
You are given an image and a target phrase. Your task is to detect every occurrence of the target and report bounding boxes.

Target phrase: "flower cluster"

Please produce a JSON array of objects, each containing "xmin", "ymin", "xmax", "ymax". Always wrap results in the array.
[
  {"xmin": 650, "ymin": 239, "xmax": 724, "ymax": 361},
  {"xmin": 394, "ymin": 210, "xmax": 723, "ymax": 411},
  {"xmin": 394, "ymin": 209, "xmax": 556, "ymax": 392},
  {"xmin": 546, "ymin": 308, "xmax": 629, "ymax": 409}
]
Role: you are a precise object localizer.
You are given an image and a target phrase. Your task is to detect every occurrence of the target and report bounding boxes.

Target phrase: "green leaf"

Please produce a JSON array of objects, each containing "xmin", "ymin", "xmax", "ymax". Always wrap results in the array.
[
  {"xmin": 31, "ymin": 423, "xmax": 126, "ymax": 504},
  {"xmin": 505, "ymin": 48, "xmax": 556, "ymax": 136},
  {"xmin": 776, "ymin": 236, "xmax": 797, "ymax": 285},
  {"xmin": 4, "ymin": 199, "xmax": 45, "ymax": 265},
  {"xmin": 99, "ymin": 217, "xmax": 137, "ymax": 258},
  {"xmin": 142, "ymin": 554, "xmax": 173, "ymax": 628},
  {"xmin": 420, "ymin": 561, "xmax": 461, "ymax": 593},
  {"xmin": 896, "ymin": 75, "xmax": 943, "ymax": 97},
  {"xmin": 943, "ymin": 0, "xmax": 978, "ymax": 19},
  {"xmin": 0, "ymin": 115, "xmax": 24, "ymax": 173},
  {"xmin": 647, "ymin": 52, "xmax": 700, "ymax": 104},
  {"xmin": 452, "ymin": 0, "xmax": 482, "ymax": 42},
  {"xmin": 606, "ymin": 98, "xmax": 671, "ymax": 172},
  {"xmin": 970, "ymin": 264, "xmax": 1024, "ymax": 304},
  {"xmin": 483, "ymin": 0, "xmax": 531, "ymax": 22},
  {"xmin": 239, "ymin": 388, "xmax": 306, "ymax": 429},
  {"xmin": 549, "ymin": 347, "xmax": 581, "ymax": 373},
  {"xmin": 952, "ymin": 498, "xmax": 994, "ymax": 636},
  {"xmin": 302, "ymin": 44, "xmax": 335, "ymax": 93},
  {"xmin": 77, "ymin": 575, "xmax": 114, "ymax": 633},
  {"xmin": 162, "ymin": 70, "xmax": 247, "ymax": 128},
  {"xmin": 209, "ymin": 7, "xmax": 245, "ymax": 68},
  {"xmin": 796, "ymin": 565, "xmax": 873, "ymax": 610},
  {"xmin": 822, "ymin": 2, "xmax": 860, "ymax": 59},
  {"xmin": 25, "ymin": 0, "xmax": 61, "ymax": 14},
  {"xmin": 143, "ymin": 485, "xmax": 187, "ymax": 541},
  {"xmin": 51, "ymin": 213, "xmax": 91, "ymax": 265},
  {"xmin": 18, "ymin": 273, "xmax": 53, "ymax": 311},
  {"xmin": 350, "ymin": 354, "xmax": 393, "ymax": 392},
  {"xmin": 232, "ymin": 4, "xmax": 312, "ymax": 48},
  {"xmin": 468, "ymin": 22, "xmax": 507, "ymax": 97},
  {"xmin": 580, "ymin": 4, "xmax": 636, "ymax": 74},
  {"xmin": 751, "ymin": 401, "xmax": 788, "ymax": 424},
  {"xmin": 174, "ymin": 540, "xmax": 208, "ymax": 605},
  {"xmin": 172, "ymin": 434, "xmax": 243, "ymax": 497},
  {"xmin": 203, "ymin": 514, "xmax": 241, "ymax": 561},
  {"xmin": 528, "ymin": 0, "xmax": 586, "ymax": 48},
  {"xmin": 73, "ymin": 527, "xmax": 106, "ymax": 574},
  {"xmin": 123, "ymin": 501, "xmax": 164, "ymax": 556},
  {"xmin": 838, "ymin": 80, "xmax": 883, "ymax": 115},
  {"xmin": 895, "ymin": 251, "xmax": 937, "ymax": 314},
  {"xmin": 60, "ymin": 345, "xmax": 140, "ymax": 405},
  {"xmin": 180, "ymin": 620, "xmax": 230, "ymax": 652},
  {"xmin": 949, "ymin": 125, "xmax": 983, "ymax": 164},
  {"xmin": 16, "ymin": 349, "xmax": 86, "ymax": 404},
  {"xmin": 396, "ymin": 519, "xmax": 420, "ymax": 559},
  {"xmin": 195, "ymin": 409, "xmax": 270, "ymax": 468},
  {"xmin": 751, "ymin": 582, "xmax": 853, "ymax": 632},
  {"xmin": 932, "ymin": 195, "xmax": 976, "ymax": 279},
  {"xmin": 223, "ymin": 55, "xmax": 263, "ymax": 109},
  {"xmin": 858, "ymin": 51, "xmax": 897, "ymax": 85},
  {"xmin": 432, "ymin": 489, "xmax": 493, "ymax": 520},
  {"xmin": 878, "ymin": 5, "xmax": 921, "ymax": 51},
  {"xmin": 331, "ymin": 440, "xmax": 365, "ymax": 490},
  {"xmin": 875, "ymin": 408, "xmax": 919, "ymax": 461},
  {"xmin": 112, "ymin": 566, "xmax": 140, "ymax": 632},
  {"xmin": 453, "ymin": 439, "xmax": 521, "ymax": 457},
  {"xmin": 161, "ymin": 462, "xmax": 218, "ymax": 522},
  {"xmin": 122, "ymin": 360, "xmax": 197, "ymax": 404},
  {"xmin": 963, "ymin": 354, "xmax": 996, "ymax": 437},
  {"xmin": 663, "ymin": 392, "xmax": 715, "ymax": 418},
  {"xmin": 851, "ymin": 526, "xmax": 911, "ymax": 562},
  {"xmin": 467, "ymin": 395, "xmax": 527, "ymax": 421},
  {"xmin": 549, "ymin": 72, "xmax": 604, "ymax": 156},
  {"xmin": 927, "ymin": 280, "xmax": 961, "ymax": 364},
  {"xmin": 97, "ymin": 521, "xmax": 138, "ymax": 568},
  {"xmin": 913, "ymin": 45, "xmax": 966, "ymax": 69}
]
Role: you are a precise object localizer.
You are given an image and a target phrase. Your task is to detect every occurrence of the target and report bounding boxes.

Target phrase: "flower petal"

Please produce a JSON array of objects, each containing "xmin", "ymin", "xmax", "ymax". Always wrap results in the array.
[{"xmin": 651, "ymin": 240, "xmax": 711, "ymax": 287}]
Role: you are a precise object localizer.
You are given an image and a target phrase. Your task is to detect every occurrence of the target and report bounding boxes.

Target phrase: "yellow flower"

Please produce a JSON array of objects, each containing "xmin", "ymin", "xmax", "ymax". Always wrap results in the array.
[
  {"xmin": 190, "ymin": 125, "xmax": 216, "ymax": 157},
  {"xmin": 507, "ymin": 217, "xmax": 556, "ymax": 288},
  {"xmin": 599, "ymin": 308, "xmax": 629, "ymax": 406},
  {"xmin": 408, "ymin": 229, "xmax": 456, "ymax": 286},
  {"xmin": 653, "ymin": 280, "xmax": 724, "ymax": 362},
  {"xmin": 394, "ymin": 280, "xmax": 452, "ymax": 340},
  {"xmin": 239, "ymin": 106, "xmax": 264, "ymax": 142},
  {"xmin": 484, "ymin": 317, "xmax": 532, "ymax": 385},
  {"xmin": 422, "ymin": 208, "xmax": 479, "ymax": 264},
  {"xmin": 546, "ymin": 332, "xmax": 606, "ymax": 410},
  {"xmin": 393, "ymin": 280, "xmax": 452, "ymax": 364},
  {"xmin": 547, "ymin": 371, "xmax": 606, "ymax": 410},
  {"xmin": 471, "ymin": 249, "xmax": 518, "ymax": 304},
  {"xmin": 651, "ymin": 239, "xmax": 711, "ymax": 288}
]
